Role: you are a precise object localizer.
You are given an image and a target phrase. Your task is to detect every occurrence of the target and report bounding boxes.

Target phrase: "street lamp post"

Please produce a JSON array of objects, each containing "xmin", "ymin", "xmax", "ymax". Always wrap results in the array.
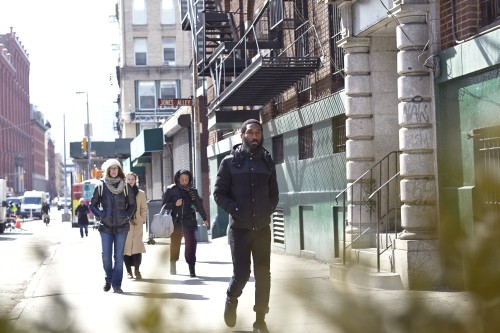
[{"xmin": 76, "ymin": 91, "xmax": 91, "ymax": 179}]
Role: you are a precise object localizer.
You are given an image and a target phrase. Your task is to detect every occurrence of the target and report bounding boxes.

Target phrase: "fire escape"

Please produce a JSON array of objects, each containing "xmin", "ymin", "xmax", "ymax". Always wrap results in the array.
[{"xmin": 179, "ymin": 0, "xmax": 322, "ymax": 130}]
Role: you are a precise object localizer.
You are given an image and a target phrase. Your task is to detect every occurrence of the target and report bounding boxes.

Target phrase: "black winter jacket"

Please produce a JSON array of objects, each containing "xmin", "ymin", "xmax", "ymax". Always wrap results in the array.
[
  {"xmin": 162, "ymin": 184, "xmax": 207, "ymax": 230},
  {"xmin": 75, "ymin": 204, "xmax": 90, "ymax": 225},
  {"xmin": 213, "ymin": 143, "xmax": 279, "ymax": 231},
  {"xmin": 89, "ymin": 180, "xmax": 136, "ymax": 234}
]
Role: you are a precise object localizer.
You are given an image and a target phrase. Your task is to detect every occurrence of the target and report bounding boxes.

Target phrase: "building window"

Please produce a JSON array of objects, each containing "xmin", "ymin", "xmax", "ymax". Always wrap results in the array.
[
  {"xmin": 134, "ymin": 38, "xmax": 147, "ymax": 66},
  {"xmin": 480, "ymin": 0, "xmax": 500, "ymax": 29},
  {"xmin": 138, "ymin": 81, "xmax": 156, "ymax": 109},
  {"xmin": 332, "ymin": 115, "xmax": 347, "ymax": 153},
  {"xmin": 162, "ymin": 37, "xmax": 176, "ymax": 65},
  {"xmin": 329, "ymin": 5, "xmax": 345, "ymax": 87},
  {"xmin": 299, "ymin": 126, "xmax": 313, "ymax": 160},
  {"xmin": 272, "ymin": 135, "xmax": 284, "ymax": 164},
  {"xmin": 161, "ymin": 0, "xmax": 176, "ymax": 24},
  {"xmin": 160, "ymin": 81, "xmax": 178, "ymax": 99},
  {"xmin": 132, "ymin": 0, "xmax": 147, "ymax": 25}
]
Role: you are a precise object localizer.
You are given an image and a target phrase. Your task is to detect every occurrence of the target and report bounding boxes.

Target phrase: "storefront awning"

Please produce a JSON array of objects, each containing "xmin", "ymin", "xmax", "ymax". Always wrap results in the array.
[{"xmin": 130, "ymin": 128, "xmax": 164, "ymax": 164}]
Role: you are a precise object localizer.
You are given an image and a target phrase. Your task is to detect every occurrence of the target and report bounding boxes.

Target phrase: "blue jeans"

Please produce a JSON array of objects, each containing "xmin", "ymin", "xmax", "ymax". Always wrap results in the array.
[
  {"xmin": 227, "ymin": 226, "xmax": 271, "ymax": 314},
  {"xmin": 79, "ymin": 224, "xmax": 88, "ymax": 237},
  {"xmin": 100, "ymin": 231, "xmax": 128, "ymax": 288}
]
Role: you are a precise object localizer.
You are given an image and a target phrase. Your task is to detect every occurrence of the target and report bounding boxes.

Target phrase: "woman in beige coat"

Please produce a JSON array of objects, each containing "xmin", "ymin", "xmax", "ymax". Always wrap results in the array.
[{"xmin": 124, "ymin": 172, "xmax": 147, "ymax": 279}]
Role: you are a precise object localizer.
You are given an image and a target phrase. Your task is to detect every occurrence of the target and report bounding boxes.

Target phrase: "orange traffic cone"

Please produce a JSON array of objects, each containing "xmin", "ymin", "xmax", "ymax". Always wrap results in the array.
[{"xmin": 15, "ymin": 216, "xmax": 22, "ymax": 229}]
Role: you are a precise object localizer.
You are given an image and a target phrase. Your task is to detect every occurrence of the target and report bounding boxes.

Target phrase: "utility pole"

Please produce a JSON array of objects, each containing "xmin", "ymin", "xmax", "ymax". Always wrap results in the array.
[{"xmin": 76, "ymin": 91, "xmax": 91, "ymax": 179}]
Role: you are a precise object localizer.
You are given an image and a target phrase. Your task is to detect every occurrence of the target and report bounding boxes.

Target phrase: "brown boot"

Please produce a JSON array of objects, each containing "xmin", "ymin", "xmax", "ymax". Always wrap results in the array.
[
  {"xmin": 134, "ymin": 267, "xmax": 142, "ymax": 279},
  {"xmin": 126, "ymin": 267, "xmax": 134, "ymax": 279}
]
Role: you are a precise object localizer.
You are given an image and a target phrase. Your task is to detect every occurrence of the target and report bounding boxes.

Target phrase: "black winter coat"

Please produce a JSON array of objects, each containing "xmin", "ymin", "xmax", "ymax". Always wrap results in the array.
[
  {"xmin": 75, "ymin": 204, "xmax": 90, "ymax": 225},
  {"xmin": 89, "ymin": 180, "xmax": 136, "ymax": 234},
  {"xmin": 162, "ymin": 184, "xmax": 207, "ymax": 230},
  {"xmin": 213, "ymin": 143, "xmax": 279, "ymax": 231}
]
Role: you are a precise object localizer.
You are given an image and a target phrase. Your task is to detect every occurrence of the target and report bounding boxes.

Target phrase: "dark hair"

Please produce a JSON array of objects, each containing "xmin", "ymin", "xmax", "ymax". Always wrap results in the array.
[
  {"xmin": 240, "ymin": 119, "xmax": 262, "ymax": 134},
  {"xmin": 174, "ymin": 169, "xmax": 193, "ymax": 186}
]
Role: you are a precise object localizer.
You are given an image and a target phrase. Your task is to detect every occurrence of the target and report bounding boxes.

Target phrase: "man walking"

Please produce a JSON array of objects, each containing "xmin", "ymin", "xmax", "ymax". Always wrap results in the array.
[{"xmin": 214, "ymin": 119, "xmax": 279, "ymax": 333}]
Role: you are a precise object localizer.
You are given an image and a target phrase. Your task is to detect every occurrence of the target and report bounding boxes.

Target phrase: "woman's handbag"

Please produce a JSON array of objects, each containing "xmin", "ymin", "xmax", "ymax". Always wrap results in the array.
[{"xmin": 150, "ymin": 205, "xmax": 174, "ymax": 238}]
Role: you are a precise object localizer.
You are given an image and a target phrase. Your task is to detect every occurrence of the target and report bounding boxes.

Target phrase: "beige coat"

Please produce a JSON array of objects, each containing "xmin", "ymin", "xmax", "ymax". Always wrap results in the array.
[{"xmin": 124, "ymin": 190, "xmax": 147, "ymax": 256}]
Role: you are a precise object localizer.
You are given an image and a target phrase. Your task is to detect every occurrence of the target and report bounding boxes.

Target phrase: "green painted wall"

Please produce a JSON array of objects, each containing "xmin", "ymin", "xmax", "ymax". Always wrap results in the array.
[{"xmin": 437, "ymin": 29, "xmax": 500, "ymax": 287}]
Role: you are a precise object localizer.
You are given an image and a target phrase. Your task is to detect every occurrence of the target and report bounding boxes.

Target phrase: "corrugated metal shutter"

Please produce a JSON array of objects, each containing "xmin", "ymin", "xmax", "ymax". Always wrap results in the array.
[{"xmin": 172, "ymin": 128, "xmax": 190, "ymax": 174}]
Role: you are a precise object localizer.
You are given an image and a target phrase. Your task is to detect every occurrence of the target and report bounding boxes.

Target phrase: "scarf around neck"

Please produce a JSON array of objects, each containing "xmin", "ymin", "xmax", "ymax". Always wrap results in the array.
[{"xmin": 104, "ymin": 176, "xmax": 126, "ymax": 195}]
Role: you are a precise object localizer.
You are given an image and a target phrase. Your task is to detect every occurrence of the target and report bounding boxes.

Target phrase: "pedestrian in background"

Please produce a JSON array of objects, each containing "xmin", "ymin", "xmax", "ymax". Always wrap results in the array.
[
  {"xmin": 213, "ymin": 119, "xmax": 279, "ymax": 333},
  {"xmin": 89, "ymin": 159, "xmax": 136, "ymax": 294},
  {"xmin": 162, "ymin": 169, "xmax": 208, "ymax": 278},
  {"xmin": 75, "ymin": 198, "xmax": 90, "ymax": 238},
  {"xmin": 41, "ymin": 201, "xmax": 50, "ymax": 219},
  {"xmin": 124, "ymin": 172, "xmax": 147, "ymax": 279}
]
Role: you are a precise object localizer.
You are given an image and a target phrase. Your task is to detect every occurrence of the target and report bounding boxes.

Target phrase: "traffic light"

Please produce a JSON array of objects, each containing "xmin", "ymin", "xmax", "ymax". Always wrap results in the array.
[{"xmin": 81, "ymin": 137, "xmax": 87, "ymax": 152}]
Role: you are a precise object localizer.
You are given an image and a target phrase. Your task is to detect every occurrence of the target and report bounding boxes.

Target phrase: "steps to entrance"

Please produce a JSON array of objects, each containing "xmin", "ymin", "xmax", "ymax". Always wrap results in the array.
[
  {"xmin": 329, "ymin": 247, "xmax": 404, "ymax": 290},
  {"xmin": 330, "ymin": 262, "xmax": 404, "ymax": 290}
]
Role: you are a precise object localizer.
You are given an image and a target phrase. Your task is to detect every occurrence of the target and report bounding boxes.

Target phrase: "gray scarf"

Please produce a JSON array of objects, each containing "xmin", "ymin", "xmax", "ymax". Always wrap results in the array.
[{"xmin": 104, "ymin": 176, "xmax": 126, "ymax": 195}]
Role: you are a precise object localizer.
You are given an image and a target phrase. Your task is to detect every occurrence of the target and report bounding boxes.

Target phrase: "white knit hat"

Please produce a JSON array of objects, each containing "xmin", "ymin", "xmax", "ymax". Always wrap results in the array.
[{"xmin": 102, "ymin": 158, "xmax": 122, "ymax": 174}]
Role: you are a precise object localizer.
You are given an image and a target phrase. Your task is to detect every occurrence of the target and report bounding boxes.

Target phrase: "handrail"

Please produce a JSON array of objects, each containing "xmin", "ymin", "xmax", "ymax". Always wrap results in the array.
[
  {"xmin": 335, "ymin": 150, "xmax": 401, "ymax": 204},
  {"xmin": 336, "ymin": 151, "xmax": 401, "ymax": 270},
  {"xmin": 369, "ymin": 172, "xmax": 401, "ymax": 272}
]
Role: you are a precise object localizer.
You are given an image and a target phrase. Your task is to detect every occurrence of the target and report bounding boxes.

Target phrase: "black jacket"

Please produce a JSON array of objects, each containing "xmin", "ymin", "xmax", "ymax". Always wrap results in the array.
[
  {"xmin": 75, "ymin": 204, "xmax": 90, "ymax": 225},
  {"xmin": 213, "ymin": 143, "xmax": 279, "ymax": 231},
  {"xmin": 162, "ymin": 184, "xmax": 207, "ymax": 230},
  {"xmin": 89, "ymin": 180, "xmax": 136, "ymax": 234}
]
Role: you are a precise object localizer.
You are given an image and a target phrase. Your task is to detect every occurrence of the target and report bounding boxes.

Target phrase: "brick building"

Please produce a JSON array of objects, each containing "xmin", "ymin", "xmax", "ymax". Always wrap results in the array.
[
  {"xmin": 0, "ymin": 28, "xmax": 34, "ymax": 195},
  {"xmin": 0, "ymin": 28, "xmax": 51, "ymax": 196}
]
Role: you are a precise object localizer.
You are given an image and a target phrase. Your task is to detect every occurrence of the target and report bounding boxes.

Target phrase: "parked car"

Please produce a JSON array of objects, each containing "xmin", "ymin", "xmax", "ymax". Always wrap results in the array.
[{"xmin": 58, "ymin": 197, "xmax": 72, "ymax": 211}]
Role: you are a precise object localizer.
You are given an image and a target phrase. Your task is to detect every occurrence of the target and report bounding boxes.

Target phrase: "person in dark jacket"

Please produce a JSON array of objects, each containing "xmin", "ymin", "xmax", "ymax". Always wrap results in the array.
[
  {"xmin": 213, "ymin": 119, "xmax": 279, "ymax": 333},
  {"xmin": 89, "ymin": 159, "xmax": 136, "ymax": 294},
  {"xmin": 75, "ymin": 198, "xmax": 90, "ymax": 238},
  {"xmin": 162, "ymin": 169, "xmax": 208, "ymax": 277}
]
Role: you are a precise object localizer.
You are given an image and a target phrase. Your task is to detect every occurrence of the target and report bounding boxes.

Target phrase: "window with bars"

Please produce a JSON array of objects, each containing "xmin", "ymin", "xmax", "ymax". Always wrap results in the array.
[
  {"xmin": 272, "ymin": 135, "xmax": 284, "ymax": 164},
  {"xmin": 480, "ymin": 0, "xmax": 500, "ymax": 28},
  {"xmin": 299, "ymin": 125, "xmax": 313, "ymax": 160},
  {"xmin": 332, "ymin": 115, "xmax": 347, "ymax": 153},
  {"xmin": 329, "ymin": 5, "xmax": 345, "ymax": 85}
]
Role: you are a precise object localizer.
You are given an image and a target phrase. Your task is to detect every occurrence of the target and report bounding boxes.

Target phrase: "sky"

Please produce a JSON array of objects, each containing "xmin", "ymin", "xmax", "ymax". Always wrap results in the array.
[{"xmin": 0, "ymin": 0, "xmax": 120, "ymax": 158}]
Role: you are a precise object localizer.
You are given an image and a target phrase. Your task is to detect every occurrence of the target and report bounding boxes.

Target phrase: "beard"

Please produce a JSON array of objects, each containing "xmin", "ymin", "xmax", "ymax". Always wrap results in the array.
[{"xmin": 242, "ymin": 136, "xmax": 262, "ymax": 152}]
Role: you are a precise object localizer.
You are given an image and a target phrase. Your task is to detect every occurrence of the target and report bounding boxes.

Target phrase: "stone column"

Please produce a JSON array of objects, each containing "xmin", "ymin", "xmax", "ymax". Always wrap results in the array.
[
  {"xmin": 391, "ymin": 0, "xmax": 440, "ymax": 288},
  {"xmin": 338, "ymin": 35, "xmax": 374, "ymax": 247}
]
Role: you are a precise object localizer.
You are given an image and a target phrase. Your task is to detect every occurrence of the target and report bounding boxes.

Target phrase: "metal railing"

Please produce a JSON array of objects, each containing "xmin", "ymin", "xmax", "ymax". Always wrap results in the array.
[{"xmin": 335, "ymin": 151, "xmax": 401, "ymax": 272}]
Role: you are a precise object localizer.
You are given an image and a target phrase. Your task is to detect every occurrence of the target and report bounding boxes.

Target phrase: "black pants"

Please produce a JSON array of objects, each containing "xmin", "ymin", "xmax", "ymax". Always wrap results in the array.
[
  {"xmin": 170, "ymin": 223, "xmax": 197, "ymax": 265},
  {"xmin": 124, "ymin": 253, "xmax": 142, "ymax": 271},
  {"xmin": 227, "ymin": 226, "xmax": 271, "ymax": 314}
]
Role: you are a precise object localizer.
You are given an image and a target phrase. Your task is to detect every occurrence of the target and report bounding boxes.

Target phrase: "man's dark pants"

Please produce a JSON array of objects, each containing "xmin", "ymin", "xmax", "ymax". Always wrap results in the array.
[{"xmin": 227, "ymin": 225, "xmax": 271, "ymax": 314}]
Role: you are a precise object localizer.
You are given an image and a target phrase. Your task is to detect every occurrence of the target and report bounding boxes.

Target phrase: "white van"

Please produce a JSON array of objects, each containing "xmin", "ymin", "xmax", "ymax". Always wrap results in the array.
[{"xmin": 21, "ymin": 190, "xmax": 45, "ymax": 219}]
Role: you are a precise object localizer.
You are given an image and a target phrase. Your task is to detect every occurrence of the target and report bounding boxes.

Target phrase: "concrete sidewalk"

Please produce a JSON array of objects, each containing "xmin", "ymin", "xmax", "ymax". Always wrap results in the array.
[{"xmin": 7, "ymin": 217, "xmax": 474, "ymax": 333}]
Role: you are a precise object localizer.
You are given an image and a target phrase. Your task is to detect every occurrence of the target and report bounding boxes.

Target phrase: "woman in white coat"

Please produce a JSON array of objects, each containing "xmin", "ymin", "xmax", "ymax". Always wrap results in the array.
[{"xmin": 123, "ymin": 172, "xmax": 147, "ymax": 279}]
